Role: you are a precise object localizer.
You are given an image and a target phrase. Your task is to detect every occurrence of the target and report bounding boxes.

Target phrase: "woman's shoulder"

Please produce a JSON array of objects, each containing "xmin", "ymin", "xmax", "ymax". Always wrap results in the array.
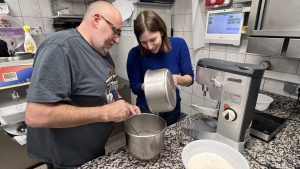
[
  {"xmin": 128, "ymin": 46, "xmax": 143, "ymax": 62},
  {"xmin": 170, "ymin": 37, "xmax": 187, "ymax": 45},
  {"xmin": 128, "ymin": 46, "xmax": 140, "ymax": 56}
]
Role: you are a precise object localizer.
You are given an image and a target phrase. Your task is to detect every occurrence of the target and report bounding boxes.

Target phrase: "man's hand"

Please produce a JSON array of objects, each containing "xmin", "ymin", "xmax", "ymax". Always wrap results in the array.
[{"xmin": 104, "ymin": 100, "xmax": 141, "ymax": 122}]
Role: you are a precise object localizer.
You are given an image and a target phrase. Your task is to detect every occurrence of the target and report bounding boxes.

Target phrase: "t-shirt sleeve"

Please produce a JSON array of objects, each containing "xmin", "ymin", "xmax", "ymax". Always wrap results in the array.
[
  {"xmin": 178, "ymin": 38, "xmax": 194, "ymax": 84},
  {"xmin": 127, "ymin": 48, "xmax": 144, "ymax": 96},
  {"xmin": 26, "ymin": 44, "xmax": 72, "ymax": 103}
]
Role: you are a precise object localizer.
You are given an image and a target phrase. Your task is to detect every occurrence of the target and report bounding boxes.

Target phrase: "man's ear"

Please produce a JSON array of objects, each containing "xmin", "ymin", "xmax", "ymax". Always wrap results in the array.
[{"xmin": 92, "ymin": 13, "xmax": 101, "ymax": 28}]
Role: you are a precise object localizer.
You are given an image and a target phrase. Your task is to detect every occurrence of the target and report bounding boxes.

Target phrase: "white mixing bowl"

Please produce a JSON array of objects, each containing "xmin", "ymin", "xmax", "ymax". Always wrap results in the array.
[
  {"xmin": 182, "ymin": 139, "xmax": 249, "ymax": 169},
  {"xmin": 255, "ymin": 93, "xmax": 274, "ymax": 111}
]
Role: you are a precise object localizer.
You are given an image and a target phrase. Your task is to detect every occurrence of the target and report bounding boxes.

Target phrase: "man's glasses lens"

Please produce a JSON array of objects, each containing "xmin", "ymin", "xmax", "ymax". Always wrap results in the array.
[{"xmin": 101, "ymin": 15, "xmax": 121, "ymax": 37}]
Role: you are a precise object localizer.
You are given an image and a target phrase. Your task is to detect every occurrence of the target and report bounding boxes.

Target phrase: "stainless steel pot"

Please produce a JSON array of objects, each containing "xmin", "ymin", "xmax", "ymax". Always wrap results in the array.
[
  {"xmin": 124, "ymin": 113, "xmax": 167, "ymax": 160},
  {"xmin": 144, "ymin": 68, "xmax": 176, "ymax": 113}
]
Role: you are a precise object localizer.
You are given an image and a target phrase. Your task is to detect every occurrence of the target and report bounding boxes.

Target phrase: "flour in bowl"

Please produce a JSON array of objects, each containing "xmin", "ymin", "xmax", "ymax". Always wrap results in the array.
[{"xmin": 187, "ymin": 152, "xmax": 234, "ymax": 169}]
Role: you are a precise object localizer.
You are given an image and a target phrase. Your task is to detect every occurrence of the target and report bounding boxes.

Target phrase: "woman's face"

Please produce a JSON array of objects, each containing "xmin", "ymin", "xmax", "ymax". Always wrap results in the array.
[{"xmin": 139, "ymin": 30, "xmax": 162, "ymax": 54}]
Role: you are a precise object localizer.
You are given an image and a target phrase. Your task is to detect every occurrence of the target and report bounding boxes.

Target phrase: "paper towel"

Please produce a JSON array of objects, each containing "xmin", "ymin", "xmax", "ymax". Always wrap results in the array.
[{"xmin": 192, "ymin": 0, "xmax": 205, "ymax": 51}]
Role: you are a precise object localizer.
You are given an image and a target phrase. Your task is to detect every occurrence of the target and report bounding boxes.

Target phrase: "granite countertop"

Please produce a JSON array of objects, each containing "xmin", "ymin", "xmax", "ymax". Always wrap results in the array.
[{"xmin": 79, "ymin": 92, "xmax": 300, "ymax": 169}]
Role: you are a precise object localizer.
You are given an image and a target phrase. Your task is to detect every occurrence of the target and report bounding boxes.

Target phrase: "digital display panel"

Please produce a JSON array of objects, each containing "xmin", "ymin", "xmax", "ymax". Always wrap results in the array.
[{"xmin": 207, "ymin": 12, "xmax": 243, "ymax": 34}]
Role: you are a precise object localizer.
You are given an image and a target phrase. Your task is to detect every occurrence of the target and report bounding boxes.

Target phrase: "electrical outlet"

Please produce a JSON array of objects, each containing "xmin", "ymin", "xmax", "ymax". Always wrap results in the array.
[
  {"xmin": 284, "ymin": 82, "xmax": 300, "ymax": 94},
  {"xmin": 31, "ymin": 27, "xmax": 43, "ymax": 35}
]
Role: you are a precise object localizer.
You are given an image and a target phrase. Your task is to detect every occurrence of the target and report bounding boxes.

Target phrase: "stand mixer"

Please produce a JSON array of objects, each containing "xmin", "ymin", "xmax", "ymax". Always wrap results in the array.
[{"xmin": 184, "ymin": 58, "xmax": 265, "ymax": 152}]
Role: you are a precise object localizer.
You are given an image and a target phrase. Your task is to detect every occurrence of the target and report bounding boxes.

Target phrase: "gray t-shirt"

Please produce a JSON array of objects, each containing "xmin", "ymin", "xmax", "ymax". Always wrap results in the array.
[{"xmin": 26, "ymin": 29, "xmax": 115, "ymax": 168}]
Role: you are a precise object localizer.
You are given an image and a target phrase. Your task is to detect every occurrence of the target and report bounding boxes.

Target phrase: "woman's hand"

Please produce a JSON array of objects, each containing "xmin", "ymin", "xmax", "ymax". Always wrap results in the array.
[
  {"xmin": 172, "ymin": 74, "xmax": 181, "ymax": 86},
  {"xmin": 173, "ymin": 74, "xmax": 193, "ymax": 87}
]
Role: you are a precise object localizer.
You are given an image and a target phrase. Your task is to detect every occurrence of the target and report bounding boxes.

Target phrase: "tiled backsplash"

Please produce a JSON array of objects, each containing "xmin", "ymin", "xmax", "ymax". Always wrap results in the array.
[{"xmin": 171, "ymin": 0, "xmax": 300, "ymax": 115}]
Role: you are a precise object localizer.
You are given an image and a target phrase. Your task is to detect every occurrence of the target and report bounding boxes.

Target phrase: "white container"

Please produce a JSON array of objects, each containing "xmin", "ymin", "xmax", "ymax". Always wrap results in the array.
[
  {"xmin": 255, "ymin": 93, "xmax": 274, "ymax": 111},
  {"xmin": 23, "ymin": 25, "xmax": 37, "ymax": 54},
  {"xmin": 182, "ymin": 140, "xmax": 249, "ymax": 169}
]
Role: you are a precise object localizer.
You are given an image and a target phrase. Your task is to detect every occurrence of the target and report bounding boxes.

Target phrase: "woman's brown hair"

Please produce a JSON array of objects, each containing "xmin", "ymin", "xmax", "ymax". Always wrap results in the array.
[{"xmin": 134, "ymin": 10, "xmax": 171, "ymax": 56}]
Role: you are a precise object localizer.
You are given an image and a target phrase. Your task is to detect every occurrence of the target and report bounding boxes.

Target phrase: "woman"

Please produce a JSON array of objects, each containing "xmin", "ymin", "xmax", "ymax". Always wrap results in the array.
[{"xmin": 127, "ymin": 10, "xmax": 194, "ymax": 126}]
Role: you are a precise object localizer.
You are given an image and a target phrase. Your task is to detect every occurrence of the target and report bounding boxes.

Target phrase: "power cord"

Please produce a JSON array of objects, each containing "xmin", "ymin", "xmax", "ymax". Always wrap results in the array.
[
  {"xmin": 245, "ymin": 88, "xmax": 300, "ymax": 169},
  {"xmin": 285, "ymin": 87, "xmax": 300, "ymax": 122}
]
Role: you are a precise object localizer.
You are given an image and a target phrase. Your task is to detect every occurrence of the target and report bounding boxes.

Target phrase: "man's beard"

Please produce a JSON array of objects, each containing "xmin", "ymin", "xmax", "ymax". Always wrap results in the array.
[{"xmin": 97, "ymin": 46, "xmax": 109, "ymax": 56}]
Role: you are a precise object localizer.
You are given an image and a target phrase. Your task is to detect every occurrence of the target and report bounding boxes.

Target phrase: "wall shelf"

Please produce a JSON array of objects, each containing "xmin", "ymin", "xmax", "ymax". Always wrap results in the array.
[{"xmin": 263, "ymin": 70, "xmax": 300, "ymax": 84}]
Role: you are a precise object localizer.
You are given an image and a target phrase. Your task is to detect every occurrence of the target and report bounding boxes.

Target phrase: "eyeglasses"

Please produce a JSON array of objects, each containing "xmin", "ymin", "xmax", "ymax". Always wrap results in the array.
[{"xmin": 100, "ymin": 15, "xmax": 121, "ymax": 37}]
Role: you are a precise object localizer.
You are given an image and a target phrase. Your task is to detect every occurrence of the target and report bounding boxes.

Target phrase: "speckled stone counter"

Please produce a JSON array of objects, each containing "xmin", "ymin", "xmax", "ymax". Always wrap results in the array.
[{"xmin": 79, "ymin": 92, "xmax": 300, "ymax": 169}]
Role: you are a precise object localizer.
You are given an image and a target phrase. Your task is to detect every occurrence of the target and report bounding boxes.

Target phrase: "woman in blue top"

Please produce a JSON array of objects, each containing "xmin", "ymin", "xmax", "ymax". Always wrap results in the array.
[{"xmin": 127, "ymin": 10, "xmax": 194, "ymax": 126}]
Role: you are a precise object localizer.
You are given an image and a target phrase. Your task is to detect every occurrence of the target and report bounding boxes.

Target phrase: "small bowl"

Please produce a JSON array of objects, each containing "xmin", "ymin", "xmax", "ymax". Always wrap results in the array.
[
  {"xmin": 255, "ymin": 93, "xmax": 274, "ymax": 111},
  {"xmin": 182, "ymin": 140, "xmax": 249, "ymax": 169}
]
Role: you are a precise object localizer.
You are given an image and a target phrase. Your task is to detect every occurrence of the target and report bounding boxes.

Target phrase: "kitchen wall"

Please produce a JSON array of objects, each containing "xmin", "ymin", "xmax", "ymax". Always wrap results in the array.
[
  {"xmin": 5, "ymin": 0, "xmax": 87, "ymax": 48},
  {"xmin": 172, "ymin": 0, "xmax": 300, "ymax": 116},
  {"xmin": 6, "ymin": 0, "xmax": 300, "ymax": 115}
]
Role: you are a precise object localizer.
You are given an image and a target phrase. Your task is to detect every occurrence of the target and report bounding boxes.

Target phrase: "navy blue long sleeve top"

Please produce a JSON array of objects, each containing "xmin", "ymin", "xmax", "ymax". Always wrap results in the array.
[{"xmin": 127, "ymin": 37, "xmax": 194, "ymax": 109}]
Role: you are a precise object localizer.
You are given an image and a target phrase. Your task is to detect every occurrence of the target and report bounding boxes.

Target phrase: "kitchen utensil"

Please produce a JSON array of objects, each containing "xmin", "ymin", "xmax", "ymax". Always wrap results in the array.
[
  {"xmin": 182, "ymin": 139, "xmax": 249, "ymax": 169},
  {"xmin": 144, "ymin": 68, "xmax": 176, "ymax": 113},
  {"xmin": 124, "ymin": 113, "xmax": 167, "ymax": 160},
  {"xmin": 124, "ymin": 120, "xmax": 139, "ymax": 135},
  {"xmin": 255, "ymin": 93, "xmax": 273, "ymax": 111}
]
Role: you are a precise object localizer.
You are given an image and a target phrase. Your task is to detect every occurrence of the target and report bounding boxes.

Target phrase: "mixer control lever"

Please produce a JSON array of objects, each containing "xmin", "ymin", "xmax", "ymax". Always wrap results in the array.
[
  {"xmin": 222, "ymin": 109, "xmax": 237, "ymax": 121},
  {"xmin": 202, "ymin": 84, "xmax": 208, "ymax": 96}
]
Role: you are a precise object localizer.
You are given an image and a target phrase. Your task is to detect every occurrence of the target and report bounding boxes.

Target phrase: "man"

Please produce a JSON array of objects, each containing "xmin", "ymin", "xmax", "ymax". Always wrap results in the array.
[{"xmin": 25, "ymin": 1, "xmax": 140, "ymax": 168}]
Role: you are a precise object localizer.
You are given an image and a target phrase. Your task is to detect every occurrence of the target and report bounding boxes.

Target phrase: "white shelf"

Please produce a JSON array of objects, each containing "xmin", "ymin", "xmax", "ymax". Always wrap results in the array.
[{"xmin": 263, "ymin": 70, "xmax": 300, "ymax": 84}]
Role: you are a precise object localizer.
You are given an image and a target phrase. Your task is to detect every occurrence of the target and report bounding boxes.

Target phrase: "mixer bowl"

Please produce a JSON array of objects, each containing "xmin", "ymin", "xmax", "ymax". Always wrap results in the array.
[
  {"xmin": 182, "ymin": 139, "xmax": 249, "ymax": 169},
  {"xmin": 124, "ymin": 113, "xmax": 167, "ymax": 160}
]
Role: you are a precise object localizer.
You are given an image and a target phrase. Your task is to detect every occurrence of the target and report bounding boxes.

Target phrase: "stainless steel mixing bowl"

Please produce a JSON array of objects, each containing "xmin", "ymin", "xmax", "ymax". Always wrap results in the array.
[
  {"xmin": 124, "ymin": 113, "xmax": 167, "ymax": 160},
  {"xmin": 144, "ymin": 68, "xmax": 176, "ymax": 113}
]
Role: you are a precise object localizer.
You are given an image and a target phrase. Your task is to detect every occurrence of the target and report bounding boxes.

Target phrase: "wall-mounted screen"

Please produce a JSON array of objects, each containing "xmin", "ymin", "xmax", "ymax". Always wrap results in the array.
[{"xmin": 205, "ymin": 8, "xmax": 244, "ymax": 46}]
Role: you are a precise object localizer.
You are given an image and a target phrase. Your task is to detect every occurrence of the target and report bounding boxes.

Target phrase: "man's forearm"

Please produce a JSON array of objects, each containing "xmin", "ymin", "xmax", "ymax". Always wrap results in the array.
[{"xmin": 25, "ymin": 102, "xmax": 109, "ymax": 128}]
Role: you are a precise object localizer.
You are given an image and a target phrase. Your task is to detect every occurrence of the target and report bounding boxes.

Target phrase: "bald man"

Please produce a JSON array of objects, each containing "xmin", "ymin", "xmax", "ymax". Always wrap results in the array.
[{"xmin": 25, "ymin": 1, "xmax": 140, "ymax": 168}]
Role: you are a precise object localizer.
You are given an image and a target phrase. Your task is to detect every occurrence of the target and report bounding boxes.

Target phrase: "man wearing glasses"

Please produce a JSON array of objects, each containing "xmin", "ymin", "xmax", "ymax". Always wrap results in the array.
[{"xmin": 25, "ymin": 1, "xmax": 140, "ymax": 168}]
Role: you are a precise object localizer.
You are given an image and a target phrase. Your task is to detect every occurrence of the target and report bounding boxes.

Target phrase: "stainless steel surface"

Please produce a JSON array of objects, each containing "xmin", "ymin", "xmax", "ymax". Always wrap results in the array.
[
  {"xmin": 247, "ymin": 0, "xmax": 260, "ymax": 35},
  {"xmin": 0, "ymin": 130, "xmax": 37, "ymax": 169},
  {"xmin": 248, "ymin": 0, "xmax": 300, "ymax": 35},
  {"xmin": 196, "ymin": 67, "xmax": 223, "ymax": 101},
  {"xmin": 262, "ymin": 0, "xmax": 300, "ymax": 31},
  {"xmin": 286, "ymin": 39, "xmax": 300, "ymax": 59},
  {"xmin": 217, "ymin": 72, "xmax": 252, "ymax": 142},
  {"xmin": 247, "ymin": 37, "xmax": 284, "ymax": 56},
  {"xmin": 190, "ymin": 104, "xmax": 218, "ymax": 117},
  {"xmin": 124, "ymin": 121, "xmax": 139, "ymax": 135},
  {"xmin": 247, "ymin": 0, "xmax": 300, "ymax": 59},
  {"xmin": 0, "ymin": 54, "xmax": 33, "ymax": 63},
  {"xmin": 144, "ymin": 68, "xmax": 176, "ymax": 113},
  {"xmin": 125, "ymin": 113, "xmax": 167, "ymax": 160}
]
